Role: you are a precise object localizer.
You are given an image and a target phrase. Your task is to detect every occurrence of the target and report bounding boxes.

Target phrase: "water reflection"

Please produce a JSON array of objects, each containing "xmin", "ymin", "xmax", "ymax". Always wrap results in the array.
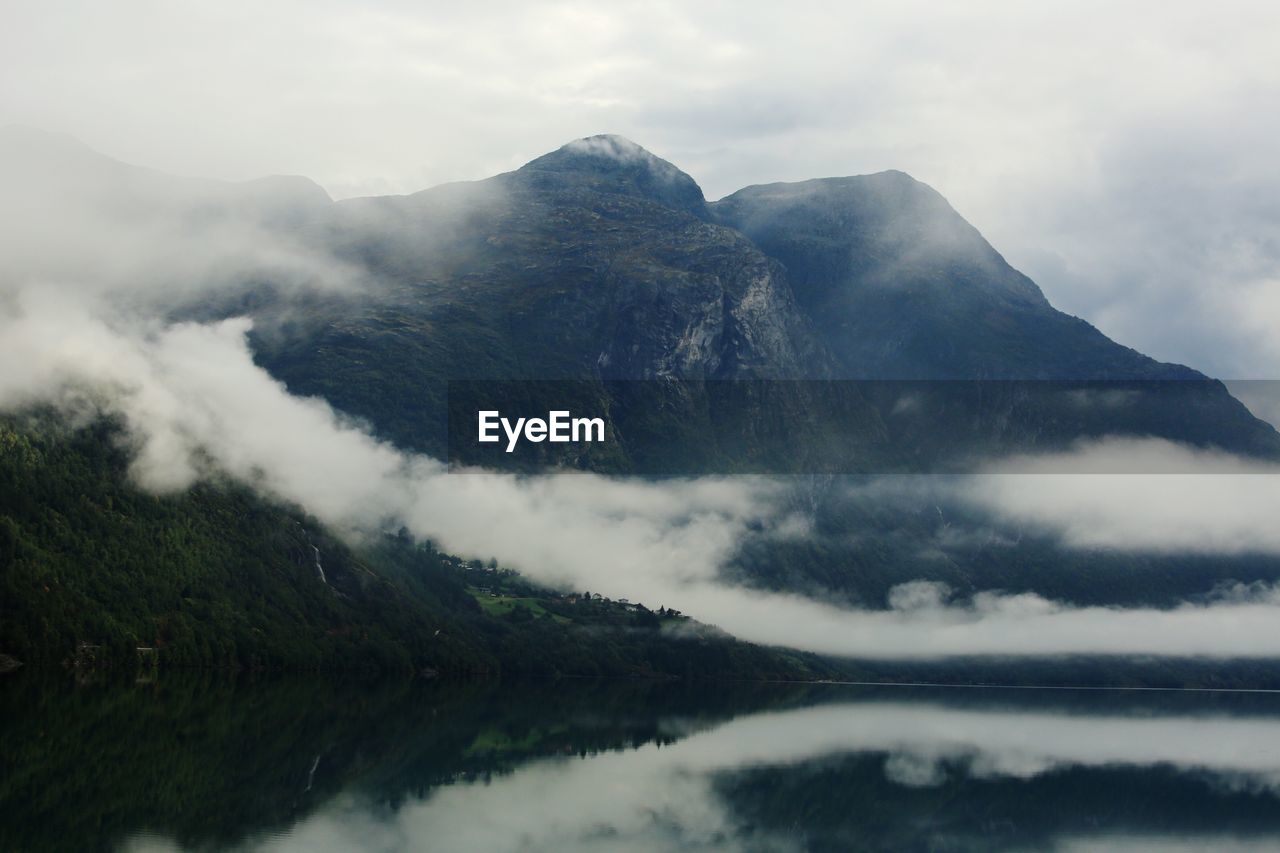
[{"xmin": 6, "ymin": 673, "xmax": 1280, "ymax": 851}]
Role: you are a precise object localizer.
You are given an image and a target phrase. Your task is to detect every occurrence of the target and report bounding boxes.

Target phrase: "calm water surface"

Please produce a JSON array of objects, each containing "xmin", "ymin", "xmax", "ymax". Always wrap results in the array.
[{"xmin": 6, "ymin": 673, "xmax": 1280, "ymax": 851}]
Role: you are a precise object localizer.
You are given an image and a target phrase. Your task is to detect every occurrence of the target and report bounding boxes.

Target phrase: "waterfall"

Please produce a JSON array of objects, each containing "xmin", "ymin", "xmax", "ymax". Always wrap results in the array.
[
  {"xmin": 311, "ymin": 545, "xmax": 327, "ymax": 585},
  {"xmin": 305, "ymin": 754, "xmax": 321, "ymax": 792}
]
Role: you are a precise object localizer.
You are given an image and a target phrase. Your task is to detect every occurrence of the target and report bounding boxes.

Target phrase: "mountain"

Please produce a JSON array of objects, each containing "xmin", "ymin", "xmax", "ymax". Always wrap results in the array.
[
  {"xmin": 520, "ymin": 134, "xmax": 710, "ymax": 217},
  {"xmin": 0, "ymin": 412, "xmax": 832, "ymax": 678},
  {"xmin": 253, "ymin": 135, "xmax": 823, "ymax": 451},
  {"xmin": 712, "ymin": 171, "xmax": 1183, "ymax": 380},
  {"xmin": 8, "ymin": 126, "xmax": 1267, "ymax": 463},
  {"xmin": 0, "ymin": 411, "xmax": 450, "ymax": 671},
  {"xmin": 239, "ymin": 134, "xmax": 1278, "ymax": 468},
  {"xmin": 4, "ymin": 130, "xmax": 1280, "ymax": 669}
]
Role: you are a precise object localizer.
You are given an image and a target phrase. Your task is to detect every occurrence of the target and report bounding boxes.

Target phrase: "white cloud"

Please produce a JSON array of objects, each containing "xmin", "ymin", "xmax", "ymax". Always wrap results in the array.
[{"xmin": 963, "ymin": 438, "xmax": 1280, "ymax": 554}]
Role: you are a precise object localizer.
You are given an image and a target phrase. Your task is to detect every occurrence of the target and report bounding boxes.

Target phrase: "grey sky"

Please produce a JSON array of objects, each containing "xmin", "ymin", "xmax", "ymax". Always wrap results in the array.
[{"xmin": 4, "ymin": 0, "xmax": 1279, "ymax": 378}]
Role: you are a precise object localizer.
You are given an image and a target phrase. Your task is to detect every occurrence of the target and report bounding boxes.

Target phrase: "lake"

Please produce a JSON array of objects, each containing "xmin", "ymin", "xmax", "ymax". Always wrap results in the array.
[{"xmin": 5, "ymin": 673, "xmax": 1280, "ymax": 851}]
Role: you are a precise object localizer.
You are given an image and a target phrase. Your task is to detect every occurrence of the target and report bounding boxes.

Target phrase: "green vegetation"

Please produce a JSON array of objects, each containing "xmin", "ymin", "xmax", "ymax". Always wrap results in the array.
[
  {"xmin": 0, "ymin": 412, "xmax": 834, "ymax": 680},
  {"xmin": 0, "ymin": 411, "xmax": 448, "ymax": 672},
  {"xmin": 364, "ymin": 532, "xmax": 830, "ymax": 680},
  {"xmin": 472, "ymin": 592, "xmax": 572, "ymax": 624}
]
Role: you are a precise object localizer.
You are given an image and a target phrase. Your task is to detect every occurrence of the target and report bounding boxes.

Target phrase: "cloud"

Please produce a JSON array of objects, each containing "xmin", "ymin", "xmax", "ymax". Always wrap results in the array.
[
  {"xmin": 0, "ymin": 128, "xmax": 358, "ymax": 310},
  {"xmin": 963, "ymin": 438, "xmax": 1280, "ymax": 554},
  {"xmin": 724, "ymin": 580, "xmax": 1280, "ymax": 659}
]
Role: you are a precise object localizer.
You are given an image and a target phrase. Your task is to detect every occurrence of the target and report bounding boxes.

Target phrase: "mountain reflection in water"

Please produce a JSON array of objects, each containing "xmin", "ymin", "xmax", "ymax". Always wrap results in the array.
[{"xmin": 5, "ymin": 674, "xmax": 1280, "ymax": 851}]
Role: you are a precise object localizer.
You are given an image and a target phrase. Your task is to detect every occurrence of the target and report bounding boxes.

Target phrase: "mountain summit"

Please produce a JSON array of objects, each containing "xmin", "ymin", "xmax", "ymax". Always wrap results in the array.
[{"xmin": 514, "ymin": 134, "xmax": 708, "ymax": 216}]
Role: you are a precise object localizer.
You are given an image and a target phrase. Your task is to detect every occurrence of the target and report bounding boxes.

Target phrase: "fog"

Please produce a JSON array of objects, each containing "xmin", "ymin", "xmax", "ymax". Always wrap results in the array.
[
  {"xmin": 0, "ymin": 127, "xmax": 359, "ymax": 313},
  {"xmin": 966, "ymin": 439, "xmax": 1280, "ymax": 554}
]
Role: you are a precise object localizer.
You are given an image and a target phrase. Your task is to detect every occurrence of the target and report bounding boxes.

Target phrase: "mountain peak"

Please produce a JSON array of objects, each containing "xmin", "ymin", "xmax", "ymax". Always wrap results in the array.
[
  {"xmin": 558, "ymin": 133, "xmax": 659, "ymax": 163},
  {"xmin": 516, "ymin": 134, "xmax": 707, "ymax": 216}
]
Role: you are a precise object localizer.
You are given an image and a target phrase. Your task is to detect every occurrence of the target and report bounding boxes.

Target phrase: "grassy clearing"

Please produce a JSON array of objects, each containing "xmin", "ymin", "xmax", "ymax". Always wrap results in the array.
[{"xmin": 469, "ymin": 590, "xmax": 573, "ymax": 625}]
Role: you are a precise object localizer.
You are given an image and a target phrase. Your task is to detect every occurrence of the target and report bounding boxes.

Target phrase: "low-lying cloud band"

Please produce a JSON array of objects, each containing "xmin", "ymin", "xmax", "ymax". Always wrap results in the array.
[{"xmin": 7, "ymin": 289, "xmax": 1280, "ymax": 660}]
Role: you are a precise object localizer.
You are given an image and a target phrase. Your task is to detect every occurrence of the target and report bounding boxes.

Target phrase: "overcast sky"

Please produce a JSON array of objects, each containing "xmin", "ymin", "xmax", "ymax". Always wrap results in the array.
[{"xmin": 3, "ymin": 0, "xmax": 1278, "ymax": 378}]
